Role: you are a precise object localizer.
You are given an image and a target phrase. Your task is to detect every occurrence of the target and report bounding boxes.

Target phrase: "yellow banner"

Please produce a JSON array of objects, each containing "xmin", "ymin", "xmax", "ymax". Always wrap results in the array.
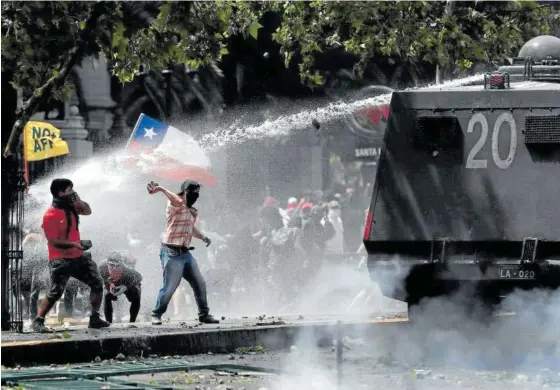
[{"xmin": 24, "ymin": 121, "xmax": 70, "ymax": 162}]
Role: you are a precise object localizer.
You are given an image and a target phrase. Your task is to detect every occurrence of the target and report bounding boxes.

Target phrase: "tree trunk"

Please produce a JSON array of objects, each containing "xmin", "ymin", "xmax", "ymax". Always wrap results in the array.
[
  {"xmin": 436, "ymin": 0, "xmax": 456, "ymax": 85},
  {"xmin": 2, "ymin": 2, "xmax": 107, "ymax": 158},
  {"xmin": 407, "ymin": 63, "xmax": 421, "ymax": 87}
]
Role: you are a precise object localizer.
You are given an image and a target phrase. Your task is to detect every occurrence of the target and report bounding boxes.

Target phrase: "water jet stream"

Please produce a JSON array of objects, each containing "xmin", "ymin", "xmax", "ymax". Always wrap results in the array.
[{"xmin": 199, "ymin": 74, "xmax": 484, "ymax": 151}]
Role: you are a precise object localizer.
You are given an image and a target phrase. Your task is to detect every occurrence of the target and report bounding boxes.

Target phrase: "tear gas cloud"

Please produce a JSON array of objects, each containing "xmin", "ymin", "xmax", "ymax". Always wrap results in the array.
[{"xmin": 272, "ymin": 274, "xmax": 560, "ymax": 390}]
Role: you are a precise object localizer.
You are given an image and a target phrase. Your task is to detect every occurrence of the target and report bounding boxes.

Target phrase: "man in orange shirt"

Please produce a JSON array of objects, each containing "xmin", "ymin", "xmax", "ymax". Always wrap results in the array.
[
  {"xmin": 147, "ymin": 179, "xmax": 219, "ymax": 325},
  {"xmin": 31, "ymin": 178, "xmax": 110, "ymax": 332}
]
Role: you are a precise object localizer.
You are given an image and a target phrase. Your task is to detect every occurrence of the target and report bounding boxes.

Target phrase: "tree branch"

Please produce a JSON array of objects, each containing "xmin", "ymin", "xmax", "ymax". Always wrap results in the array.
[{"xmin": 3, "ymin": 2, "xmax": 107, "ymax": 158}]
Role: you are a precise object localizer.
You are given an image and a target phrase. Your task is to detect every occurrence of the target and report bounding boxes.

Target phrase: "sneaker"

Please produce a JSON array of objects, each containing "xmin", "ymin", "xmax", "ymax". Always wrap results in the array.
[
  {"xmin": 88, "ymin": 314, "xmax": 110, "ymax": 329},
  {"xmin": 31, "ymin": 318, "xmax": 52, "ymax": 333},
  {"xmin": 151, "ymin": 315, "xmax": 162, "ymax": 325},
  {"xmin": 199, "ymin": 314, "xmax": 220, "ymax": 324}
]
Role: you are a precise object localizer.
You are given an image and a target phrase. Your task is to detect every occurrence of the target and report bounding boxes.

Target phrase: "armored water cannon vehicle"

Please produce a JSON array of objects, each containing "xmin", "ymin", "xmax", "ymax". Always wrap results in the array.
[{"xmin": 363, "ymin": 35, "xmax": 560, "ymax": 314}]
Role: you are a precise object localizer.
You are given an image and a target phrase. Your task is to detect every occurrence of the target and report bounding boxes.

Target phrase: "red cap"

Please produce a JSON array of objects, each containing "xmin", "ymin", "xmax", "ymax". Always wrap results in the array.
[
  {"xmin": 263, "ymin": 197, "xmax": 278, "ymax": 207},
  {"xmin": 302, "ymin": 202, "xmax": 313, "ymax": 210}
]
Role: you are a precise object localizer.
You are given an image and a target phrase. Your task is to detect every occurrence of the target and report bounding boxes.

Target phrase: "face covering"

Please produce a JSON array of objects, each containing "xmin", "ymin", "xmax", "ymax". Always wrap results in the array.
[
  {"xmin": 52, "ymin": 194, "xmax": 79, "ymax": 237},
  {"xmin": 58, "ymin": 194, "xmax": 75, "ymax": 202},
  {"xmin": 186, "ymin": 191, "xmax": 199, "ymax": 207}
]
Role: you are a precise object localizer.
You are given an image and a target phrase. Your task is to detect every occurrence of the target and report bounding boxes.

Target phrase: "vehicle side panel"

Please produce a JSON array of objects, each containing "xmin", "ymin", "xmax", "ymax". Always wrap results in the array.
[{"xmin": 366, "ymin": 89, "xmax": 560, "ymax": 243}]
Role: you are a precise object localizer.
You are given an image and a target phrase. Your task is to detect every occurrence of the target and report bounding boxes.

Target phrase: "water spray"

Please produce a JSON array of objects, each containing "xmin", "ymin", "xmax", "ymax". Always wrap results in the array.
[{"xmin": 198, "ymin": 73, "xmax": 485, "ymax": 151}]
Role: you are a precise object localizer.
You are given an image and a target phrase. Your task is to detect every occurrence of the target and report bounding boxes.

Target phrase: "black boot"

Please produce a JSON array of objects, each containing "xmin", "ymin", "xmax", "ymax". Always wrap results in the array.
[
  {"xmin": 88, "ymin": 312, "xmax": 110, "ymax": 329},
  {"xmin": 199, "ymin": 313, "xmax": 219, "ymax": 324}
]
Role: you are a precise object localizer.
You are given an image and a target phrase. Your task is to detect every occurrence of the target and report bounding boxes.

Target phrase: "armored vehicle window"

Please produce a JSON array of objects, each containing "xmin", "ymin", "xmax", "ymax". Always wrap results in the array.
[
  {"xmin": 412, "ymin": 116, "xmax": 464, "ymax": 164},
  {"xmin": 413, "ymin": 117, "xmax": 461, "ymax": 149}
]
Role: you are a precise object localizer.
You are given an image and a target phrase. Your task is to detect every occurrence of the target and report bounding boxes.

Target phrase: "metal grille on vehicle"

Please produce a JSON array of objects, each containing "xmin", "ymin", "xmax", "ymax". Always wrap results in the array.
[
  {"xmin": 524, "ymin": 116, "xmax": 560, "ymax": 144},
  {"xmin": 521, "ymin": 238, "xmax": 539, "ymax": 263}
]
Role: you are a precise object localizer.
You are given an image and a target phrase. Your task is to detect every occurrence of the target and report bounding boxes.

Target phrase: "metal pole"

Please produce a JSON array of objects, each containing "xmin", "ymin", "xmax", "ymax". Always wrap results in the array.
[
  {"xmin": 336, "ymin": 320, "xmax": 343, "ymax": 389},
  {"xmin": 162, "ymin": 67, "xmax": 173, "ymax": 120}
]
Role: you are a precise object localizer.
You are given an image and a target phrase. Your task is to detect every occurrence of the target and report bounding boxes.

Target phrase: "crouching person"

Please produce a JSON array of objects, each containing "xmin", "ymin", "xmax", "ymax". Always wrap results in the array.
[{"xmin": 99, "ymin": 252, "xmax": 142, "ymax": 323}]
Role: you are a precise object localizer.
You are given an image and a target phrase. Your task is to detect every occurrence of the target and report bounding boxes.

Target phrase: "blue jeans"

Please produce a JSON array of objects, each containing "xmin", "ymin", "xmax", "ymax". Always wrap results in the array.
[{"xmin": 152, "ymin": 246, "xmax": 209, "ymax": 317}]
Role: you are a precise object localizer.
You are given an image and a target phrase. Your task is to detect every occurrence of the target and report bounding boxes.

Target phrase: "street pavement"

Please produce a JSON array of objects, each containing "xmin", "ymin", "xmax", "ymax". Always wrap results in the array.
[
  {"xmin": 3, "ymin": 307, "xmax": 560, "ymax": 389},
  {"xmin": 0, "ymin": 313, "xmax": 407, "ymax": 344}
]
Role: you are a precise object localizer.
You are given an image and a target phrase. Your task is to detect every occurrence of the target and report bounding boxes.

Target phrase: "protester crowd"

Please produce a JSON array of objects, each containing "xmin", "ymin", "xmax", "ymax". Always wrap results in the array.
[{"xmin": 18, "ymin": 182, "xmax": 373, "ymax": 327}]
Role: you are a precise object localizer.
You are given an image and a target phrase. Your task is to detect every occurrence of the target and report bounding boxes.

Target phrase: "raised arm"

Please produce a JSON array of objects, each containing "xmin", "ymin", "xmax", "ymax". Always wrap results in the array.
[
  {"xmin": 73, "ymin": 193, "xmax": 91, "ymax": 215},
  {"xmin": 147, "ymin": 181, "xmax": 184, "ymax": 207}
]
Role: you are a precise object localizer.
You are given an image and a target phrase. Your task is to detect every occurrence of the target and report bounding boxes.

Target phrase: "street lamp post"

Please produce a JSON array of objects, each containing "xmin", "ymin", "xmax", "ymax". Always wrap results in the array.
[{"xmin": 162, "ymin": 66, "xmax": 173, "ymax": 120}]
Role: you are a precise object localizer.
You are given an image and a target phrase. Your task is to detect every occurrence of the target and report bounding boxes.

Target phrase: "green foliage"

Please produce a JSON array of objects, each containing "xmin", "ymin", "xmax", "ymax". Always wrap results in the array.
[
  {"xmin": 109, "ymin": 2, "xmax": 263, "ymax": 80},
  {"xmin": 1, "ymin": 1, "xmax": 264, "ymax": 97},
  {"xmin": 1, "ymin": 2, "xmax": 95, "ymax": 97},
  {"xmin": 272, "ymin": 1, "xmax": 559, "ymax": 85},
  {"xmin": 1, "ymin": 0, "xmax": 558, "ymax": 97}
]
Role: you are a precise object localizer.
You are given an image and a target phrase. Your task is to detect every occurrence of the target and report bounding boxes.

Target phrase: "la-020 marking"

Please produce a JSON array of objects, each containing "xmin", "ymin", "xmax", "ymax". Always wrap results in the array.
[{"xmin": 498, "ymin": 266, "xmax": 536, "ymax": 280}]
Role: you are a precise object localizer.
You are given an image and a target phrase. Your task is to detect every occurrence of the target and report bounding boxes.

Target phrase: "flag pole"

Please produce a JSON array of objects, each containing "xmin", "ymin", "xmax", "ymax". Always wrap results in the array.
[
  {"xmin": 22, "ymin": 123, "xmax": 30, "ymax": 195},
  {"xmin": 125, "ymin": 113, "xmax": 145, "ymax": 150},
  {"xmin": 122, "ymin": 114, "xmax": 146, "ymax": 173}
]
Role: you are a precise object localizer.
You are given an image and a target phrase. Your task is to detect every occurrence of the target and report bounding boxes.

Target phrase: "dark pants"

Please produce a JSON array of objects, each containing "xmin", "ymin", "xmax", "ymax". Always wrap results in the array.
[
  {"xmin": 153, "ymin": 246, "xmax": 209, "ymax": 317},
  {"xmin": 62, "ymin": 279, "xmax": 89, "ymax": 317},
  {"xmin": 104, "ymin": 285, "xmax": 141, "ymax": 323},
  {"xmin": 46, "ymin": 255, "xmax": 103, "ymax": 306},
  {"xmin": 29, "ymin": 270, "xmax": 49, "ymax": 319},
  {"xmin": 18, "ymin": 275, "xmax": 32, "ymax": 319}
]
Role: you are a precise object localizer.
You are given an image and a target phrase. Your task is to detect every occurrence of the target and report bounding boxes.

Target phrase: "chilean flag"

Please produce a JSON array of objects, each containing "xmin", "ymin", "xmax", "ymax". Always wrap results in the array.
[{"xmin": 124, "ymin": 114, "xmax": 217, "ymax": 187}]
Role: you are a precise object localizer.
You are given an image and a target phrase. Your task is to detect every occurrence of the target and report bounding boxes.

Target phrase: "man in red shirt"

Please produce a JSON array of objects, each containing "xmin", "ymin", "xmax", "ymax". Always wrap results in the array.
[{"xmin": 31, "ymin": 178, "xmax": 110, "ymax": 332}]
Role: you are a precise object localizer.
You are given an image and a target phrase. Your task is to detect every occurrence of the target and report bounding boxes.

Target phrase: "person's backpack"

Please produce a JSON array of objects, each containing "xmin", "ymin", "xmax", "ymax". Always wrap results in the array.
[{"xmin": 270, "ymin": 227, "xmax": 299, "ymax": 256}]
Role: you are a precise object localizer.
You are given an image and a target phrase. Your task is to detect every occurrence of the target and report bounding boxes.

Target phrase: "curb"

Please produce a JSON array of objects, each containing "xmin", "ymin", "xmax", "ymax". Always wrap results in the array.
[{"xmin": 1, "ymin": 319, "xmax": 407, "ymax": 367}]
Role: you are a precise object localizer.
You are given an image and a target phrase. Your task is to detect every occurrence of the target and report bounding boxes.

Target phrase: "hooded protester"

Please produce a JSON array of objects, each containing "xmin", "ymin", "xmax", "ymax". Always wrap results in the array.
[
  {"xmin": 147, "ymin": 179, "xmax": 219, "ymax": 325},
  {"xmin": 32, "ymin": 178, "xmax": 110, "ymax": 332},
  {"xmin": 99, "ymin": 252, "xmax": 142, "ymax": 323}
]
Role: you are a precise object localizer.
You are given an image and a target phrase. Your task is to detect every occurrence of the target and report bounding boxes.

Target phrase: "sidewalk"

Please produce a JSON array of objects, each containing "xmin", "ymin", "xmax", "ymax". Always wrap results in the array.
[{"xmin": 1, "ymin": 313, "xmax": 408, "ymax": 367}]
